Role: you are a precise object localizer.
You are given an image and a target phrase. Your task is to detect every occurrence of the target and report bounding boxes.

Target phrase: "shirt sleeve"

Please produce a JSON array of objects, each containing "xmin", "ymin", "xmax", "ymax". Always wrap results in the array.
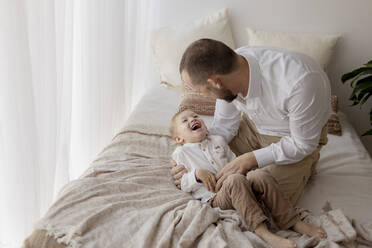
[
  {"xmin": 172, "ymin": 148, "xmax": 202, "ymax": 193},
  {"xmin": 253, "ymin": 72, "xmax": 331, "ymax": 167},
  {"xmin": 209, "ymin": 99, "xmax": 241, "ymax": 143},
  {"xmin": 180, "ymin": 169, "xmax": 202, "ymax": 193}
]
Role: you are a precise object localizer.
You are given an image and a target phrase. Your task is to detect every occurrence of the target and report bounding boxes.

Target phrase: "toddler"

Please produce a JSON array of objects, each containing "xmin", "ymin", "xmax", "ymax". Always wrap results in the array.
[{"xmin": 170, "ymin": 109, "xmax": 326, "ymax": 248}]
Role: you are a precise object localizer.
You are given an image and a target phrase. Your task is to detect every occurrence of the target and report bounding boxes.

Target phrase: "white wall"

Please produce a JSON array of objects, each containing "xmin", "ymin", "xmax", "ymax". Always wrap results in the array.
[{"xmin": 150, "ymin": 0, "xmax": 372, "ymax": 155}]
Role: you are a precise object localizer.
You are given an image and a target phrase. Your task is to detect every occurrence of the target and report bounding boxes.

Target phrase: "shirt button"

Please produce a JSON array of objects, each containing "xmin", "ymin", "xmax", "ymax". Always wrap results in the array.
[
  {"xmin": 211, "ymin": 160, "xmax": 214, "ymax": 164},
  {"xmin": 203, "ymin": 149, "xmax": 206, "ymax": 152},
  {"xmin": 199, "ymin": 144, "xmax": 201, "ymax": 147}
]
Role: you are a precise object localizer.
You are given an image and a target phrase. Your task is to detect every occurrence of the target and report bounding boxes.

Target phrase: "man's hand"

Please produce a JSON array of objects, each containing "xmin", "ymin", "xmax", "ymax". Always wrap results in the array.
[
  {"xmin": 195, "ymin": 169, "xmax": 217, "ymax": 193},
  {"xmin": 171, "ymin": 160, "xmax": 188, "ymax": 189},
  {"xmin": 215, "ymin": 152, "xmax": 258, "ymax": 191}
]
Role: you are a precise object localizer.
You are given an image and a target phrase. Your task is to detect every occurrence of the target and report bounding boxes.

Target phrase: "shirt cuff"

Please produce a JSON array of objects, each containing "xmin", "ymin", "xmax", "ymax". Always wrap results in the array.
[
  {"xmin": 190, "ymin": 169, "xmax": 203, "ymax": 183},
  {"xmin": 181, "ymin": 169, "xmax": 201, "ymax": 190},
  {"xmin": 253, "ymin": 145, "xmax": 275, "ymax": 168}
]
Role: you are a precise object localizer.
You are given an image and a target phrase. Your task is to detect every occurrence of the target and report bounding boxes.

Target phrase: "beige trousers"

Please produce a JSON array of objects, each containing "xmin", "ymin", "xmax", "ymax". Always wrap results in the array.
[
  {"xmin": 229, "ymin": 113, "xmax": 328, "ymax": 205},
  {"xmin": 210, "ymin": 172, "xmax": 299, "ymax": 231}
]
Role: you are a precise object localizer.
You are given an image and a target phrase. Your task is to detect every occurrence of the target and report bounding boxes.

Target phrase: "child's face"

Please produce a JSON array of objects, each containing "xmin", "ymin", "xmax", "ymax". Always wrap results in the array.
[{"xmin": 173, "ymin": 110, "xmax": 208, "ymax": 144}]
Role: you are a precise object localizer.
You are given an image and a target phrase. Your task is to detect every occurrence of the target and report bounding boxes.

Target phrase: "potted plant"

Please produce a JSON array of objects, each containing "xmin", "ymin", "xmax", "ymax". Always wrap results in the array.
[{"xmin": 341, "ymin": 60, "xmax": 372, "ymax": 136}]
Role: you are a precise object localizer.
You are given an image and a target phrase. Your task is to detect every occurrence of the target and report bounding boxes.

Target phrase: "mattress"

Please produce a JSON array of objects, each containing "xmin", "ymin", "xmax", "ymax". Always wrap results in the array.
[{"xmin": 25, "ymin": 86, "xmax": 372, "ymax": 248}]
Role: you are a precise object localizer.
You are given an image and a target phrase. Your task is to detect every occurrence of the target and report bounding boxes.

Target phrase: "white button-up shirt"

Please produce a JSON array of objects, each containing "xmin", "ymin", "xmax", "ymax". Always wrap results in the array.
[
  {"xmin": 209, "ymin": 46, "xmax": 331, "ymax": 167},
  {"xmin": 172, "ymin": 135, "xmax": 236, "ymax": 203}
]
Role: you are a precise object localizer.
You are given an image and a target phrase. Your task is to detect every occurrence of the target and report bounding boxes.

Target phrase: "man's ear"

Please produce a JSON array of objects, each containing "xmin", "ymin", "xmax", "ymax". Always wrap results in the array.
[
  {"xmin": 207, "ymin": 76, "xmax": 222, "ymax": 89},
  {"xmin": 173, "ymin": 136, "xmax": 185, "ymax": 145}
]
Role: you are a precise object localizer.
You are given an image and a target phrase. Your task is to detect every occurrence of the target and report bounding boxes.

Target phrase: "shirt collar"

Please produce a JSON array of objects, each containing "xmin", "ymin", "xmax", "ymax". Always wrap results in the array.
[
  {"xmin": 237, "ymin": 54, "xmax": 262, "ymax": 101},
  {"xmin": 182, "ymin": 135, "xmax": 210, "ymax": 148}
]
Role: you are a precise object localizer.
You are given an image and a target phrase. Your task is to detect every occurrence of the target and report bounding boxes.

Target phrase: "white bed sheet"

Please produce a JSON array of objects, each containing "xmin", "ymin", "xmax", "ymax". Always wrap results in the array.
[{"xmin": 123, "ymin": 85, "xmax": 372, "ymax": 223}]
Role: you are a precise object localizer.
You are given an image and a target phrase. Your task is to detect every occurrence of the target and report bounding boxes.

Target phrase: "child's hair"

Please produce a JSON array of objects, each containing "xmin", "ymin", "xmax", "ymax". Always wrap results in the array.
[{"xmin": 169, "ymin": 109, "xmax": 189, "ymax": 138}]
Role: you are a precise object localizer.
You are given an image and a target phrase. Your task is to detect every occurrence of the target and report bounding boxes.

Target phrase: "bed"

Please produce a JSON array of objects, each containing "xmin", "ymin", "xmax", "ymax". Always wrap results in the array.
[
  {"xmin": 23, "ymin": 85, "xmax": 372, "ymax": 248},
  {"xmin": 23, "ymin": 4, "xmax": 372, "ymax": 247}
]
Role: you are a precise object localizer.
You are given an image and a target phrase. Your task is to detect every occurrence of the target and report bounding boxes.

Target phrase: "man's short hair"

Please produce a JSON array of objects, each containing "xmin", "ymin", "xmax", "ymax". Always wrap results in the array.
[{"xmin": 179, "ymin": 38, "xmax": 238, "ymax": 85}]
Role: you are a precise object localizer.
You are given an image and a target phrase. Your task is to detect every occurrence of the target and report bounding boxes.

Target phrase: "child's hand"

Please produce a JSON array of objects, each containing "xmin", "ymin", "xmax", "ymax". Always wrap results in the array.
[{"xmin": 195, "ymin": 169, "xmax": 216, "ymax": 193}]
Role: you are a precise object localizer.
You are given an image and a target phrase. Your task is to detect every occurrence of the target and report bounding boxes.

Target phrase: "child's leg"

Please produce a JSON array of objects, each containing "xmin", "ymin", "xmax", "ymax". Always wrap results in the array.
[
  {"xmin": 255, "ymin": 223, "xmax": 296, "ymax": 248},
  {"xmin": 211, "ymin": 174, "xmax": 296, "ymax": 248},
  {"xmin": 245, "ymin": 169, "xmax": 326, "ymax": 238},
  {"xmin": 292, "ymin": 220, "xmax": 327, "ymax": 239}
]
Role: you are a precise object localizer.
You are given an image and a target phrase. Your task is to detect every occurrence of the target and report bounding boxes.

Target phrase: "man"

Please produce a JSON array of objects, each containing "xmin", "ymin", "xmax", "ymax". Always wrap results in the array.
[{"xmin": 171, "ymin": 38, "xmax": 330, "ymax": 205}]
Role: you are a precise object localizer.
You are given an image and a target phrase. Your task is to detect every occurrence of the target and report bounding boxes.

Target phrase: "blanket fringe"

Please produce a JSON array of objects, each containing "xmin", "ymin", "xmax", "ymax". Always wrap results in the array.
[{"xmin": 36, "ymin": 223, "xmax": 82, "ymax": 248}]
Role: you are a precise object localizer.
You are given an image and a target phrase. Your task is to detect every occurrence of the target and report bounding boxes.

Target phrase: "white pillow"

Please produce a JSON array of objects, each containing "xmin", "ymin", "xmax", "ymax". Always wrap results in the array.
[
  {"xmin": 246, "ymin": 27, "xmax": 340, "ymax": 69},
  {"xmin": 151, "ymin": 9, "xmax": 236, "ymax": 88}
]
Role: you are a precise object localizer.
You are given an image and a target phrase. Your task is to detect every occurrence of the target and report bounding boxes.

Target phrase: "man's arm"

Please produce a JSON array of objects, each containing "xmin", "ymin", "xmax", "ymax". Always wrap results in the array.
[
  {"xmin": 253, "ymin": 72, "xmax": 331, "ymax": 167},
  {"xmin": 215, "ymin": 72, "xmax": 331, "ymax": 190},
  {"xmin": 215, "ymin": 151, "xmax": 258, "ymax": 191}
]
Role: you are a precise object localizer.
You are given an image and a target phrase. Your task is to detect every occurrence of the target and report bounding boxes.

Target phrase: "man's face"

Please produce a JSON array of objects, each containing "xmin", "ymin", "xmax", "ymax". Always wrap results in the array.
[{"xmin": 181, "ymin": 70, "xmax": 237, "ymax": 102}]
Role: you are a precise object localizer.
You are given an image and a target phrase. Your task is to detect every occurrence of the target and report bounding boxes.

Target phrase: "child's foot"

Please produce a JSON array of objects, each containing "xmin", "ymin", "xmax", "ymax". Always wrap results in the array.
[
  {"xmin": 255, "ymin": 223, "xmax": 297, "ymax": 248},
  {"xmin": 293, "ymin": 220, "xmax": 327, "ymax": 239}
]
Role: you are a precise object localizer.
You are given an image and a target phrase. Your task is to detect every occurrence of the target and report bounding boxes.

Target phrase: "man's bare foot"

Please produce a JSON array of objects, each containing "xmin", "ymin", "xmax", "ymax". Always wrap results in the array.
[
  {"xmin": 255, "ymin": 223, "xmax": 297, "ymax": 248},
  {"xmin": 293, "ymin": 220, "xmax": 327, "ymax": 239}
]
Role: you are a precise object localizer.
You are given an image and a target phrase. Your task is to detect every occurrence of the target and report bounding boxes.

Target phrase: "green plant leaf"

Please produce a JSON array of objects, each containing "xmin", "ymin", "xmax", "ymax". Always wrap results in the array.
[
  {"xmin": 362, "ymin": 109, "xmax": 371, "ymax": 136},
  {"xmin": 349, "ymin": 70, "xmax": 372, "ymax": 88},
  {"xmin": 342, "ymin": 61, "xmax": 372, "ymax": 137},
  {"xmin": 355, "ymin": 75, "xmax": 372, "ymax": 85},
  {"xmin": 348, "ymin": 94, "xmax": 358, "ymax": 106},
  {"xmin": 362, "ymin": 129, "xmax": 372, "ymax": 136},
  {"xmin": 349, "ymin": 76, "xmax": 372, "ymax": 100},
  {"xmin": 350, "ymin": 89, "xmax": 371, "ymax": 106},
  {"xmin": 360, "ymin": 92, "xmax": 371, "ymax": 105},
  {"xmin": 354, "ymin": 78, "xmax": 372, "ymax": 92},
  {"xmin": 341, "ymin": 68, "xmax": 372, "ymax": 83},
  {"xmin": 356, "ymin": 90, "xmax": 370, "ymax": 108}
]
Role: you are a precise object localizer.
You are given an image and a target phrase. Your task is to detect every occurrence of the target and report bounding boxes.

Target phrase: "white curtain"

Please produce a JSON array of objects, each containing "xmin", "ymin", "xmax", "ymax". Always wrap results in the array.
[{"xmin": 0, "ymin": 0, "xmax": 155, "ymax": 247}]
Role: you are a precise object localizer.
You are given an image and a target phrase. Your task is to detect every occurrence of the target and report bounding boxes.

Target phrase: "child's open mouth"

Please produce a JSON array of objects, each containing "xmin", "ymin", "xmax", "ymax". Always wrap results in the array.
[{"xmin": 190, "ymin": 122, "xmax": 201, "ymax": 131}]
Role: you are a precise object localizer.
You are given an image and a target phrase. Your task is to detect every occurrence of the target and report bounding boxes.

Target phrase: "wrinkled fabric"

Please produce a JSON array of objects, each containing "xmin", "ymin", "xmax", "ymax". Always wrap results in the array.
[{"xmin": 30, "ymin": 130, "xmax": 372, "ymax": 248}]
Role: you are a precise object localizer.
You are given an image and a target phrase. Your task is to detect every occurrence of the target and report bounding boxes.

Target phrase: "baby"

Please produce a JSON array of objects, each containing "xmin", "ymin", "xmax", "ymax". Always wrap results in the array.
[{"xmin": 170, "ymin": 109, "xmax": 327, "ymax": 248}]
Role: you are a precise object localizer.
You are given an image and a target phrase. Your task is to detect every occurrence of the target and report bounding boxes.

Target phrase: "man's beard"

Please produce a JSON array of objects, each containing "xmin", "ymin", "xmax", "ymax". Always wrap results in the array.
[{"xmin": 210, "ymin": 87, "xmax": 237, "ymax": 103}]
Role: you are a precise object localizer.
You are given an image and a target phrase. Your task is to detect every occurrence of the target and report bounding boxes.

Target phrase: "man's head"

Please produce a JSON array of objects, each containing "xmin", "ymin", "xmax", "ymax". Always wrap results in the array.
[
  {"xmin": 170, "ymin": 109, "xmax": 208, "ymax": 145},
  {"xmin": 179, "ymin": 39, "xmax": 240, "ymax": 102}
]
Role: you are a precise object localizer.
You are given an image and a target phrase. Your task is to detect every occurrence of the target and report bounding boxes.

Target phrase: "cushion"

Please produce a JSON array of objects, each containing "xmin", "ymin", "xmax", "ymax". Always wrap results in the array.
[
  {"xmin": 179, "ymin": 82, "xmax": 216, "ymax": 115},
  {"xmin": 245, "ymin": 27, "xmax": 339, "ymax": 69},
  {"xmin": 327, "ymin": 95, "xmax": 342, "ymax": 136},
  {"xmin": 150, "ymin": 8, "xmax": 235, "ymax": 88}
]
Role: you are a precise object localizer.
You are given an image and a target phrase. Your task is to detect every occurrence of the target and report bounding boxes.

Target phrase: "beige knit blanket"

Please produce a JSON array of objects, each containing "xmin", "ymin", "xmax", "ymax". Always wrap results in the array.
[{"xmin": 32, "ymin": 127, "xmax": 372, "ymax": 248}]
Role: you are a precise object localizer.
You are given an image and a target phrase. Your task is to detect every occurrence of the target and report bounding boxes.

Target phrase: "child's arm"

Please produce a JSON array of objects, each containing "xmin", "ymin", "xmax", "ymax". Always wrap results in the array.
[
  {"xmin": 180, "ymin": 169, "xmax": 203, "ymax": 193},
  {"xmin": 172, "ymin": 148, "xmax": 202, "ymax": 193},
  {"xmin": 195, "ymin": 169, "xmax": 217, "ymax": 193}
]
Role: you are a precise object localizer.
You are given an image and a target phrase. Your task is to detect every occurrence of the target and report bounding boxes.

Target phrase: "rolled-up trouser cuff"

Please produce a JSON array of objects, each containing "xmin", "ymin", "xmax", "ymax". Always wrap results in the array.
[
  {"xmin": 279, "ymin": 214, "xmax": 300, "ymax": 230},
  {"xmin": 249, "ymin": 214, "xmax": 268, "ymax": 232}
]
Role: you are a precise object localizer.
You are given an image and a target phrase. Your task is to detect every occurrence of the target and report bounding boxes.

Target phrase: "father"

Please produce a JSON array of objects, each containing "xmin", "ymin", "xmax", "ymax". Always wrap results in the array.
[{"xmin": 171, "ymin": 38, "xmax": 330, "ymax": 205}]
